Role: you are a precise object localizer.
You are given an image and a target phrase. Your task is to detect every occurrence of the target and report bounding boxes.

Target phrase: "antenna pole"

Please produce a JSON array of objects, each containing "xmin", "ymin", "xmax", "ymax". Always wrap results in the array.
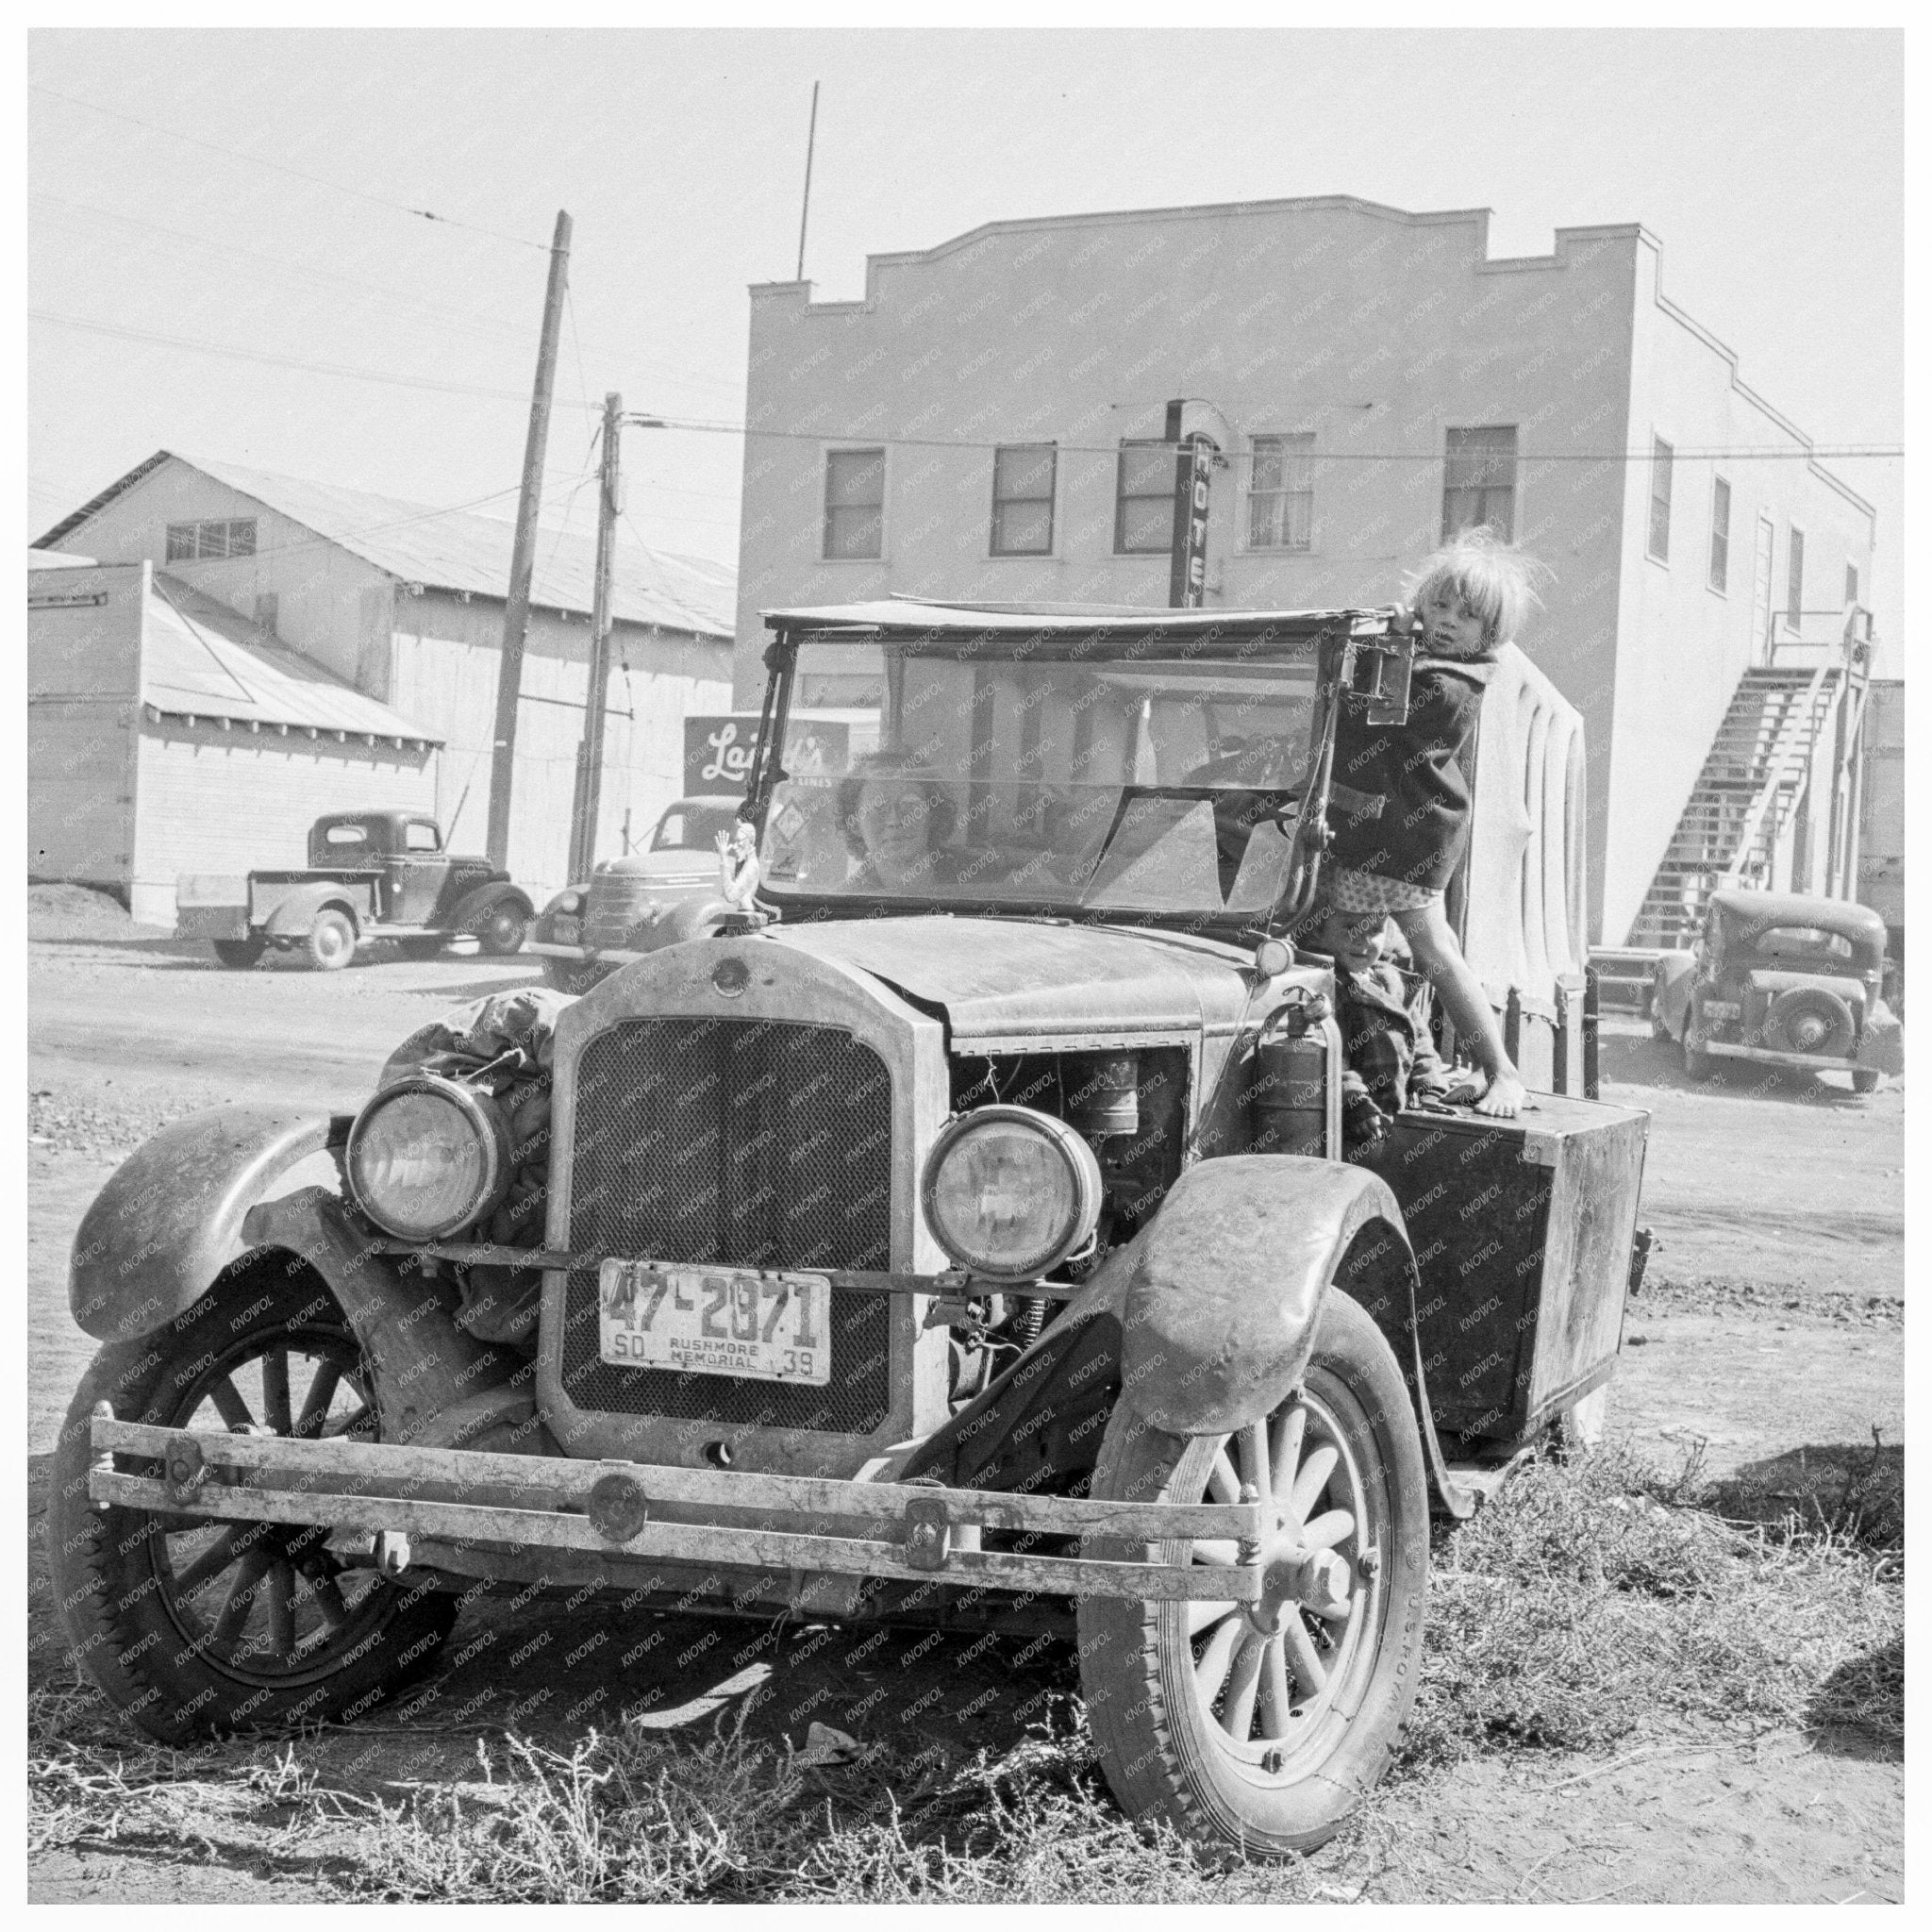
[{"xmin": 795, "ymin": 82, "xmax": 820, "ymax": 282}]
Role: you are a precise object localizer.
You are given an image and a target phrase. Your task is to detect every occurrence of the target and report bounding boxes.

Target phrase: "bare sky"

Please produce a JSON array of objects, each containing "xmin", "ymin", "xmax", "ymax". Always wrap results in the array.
[{"xmin": 28, "ymin": 27, "xmax": 1904, "ymax": 667}]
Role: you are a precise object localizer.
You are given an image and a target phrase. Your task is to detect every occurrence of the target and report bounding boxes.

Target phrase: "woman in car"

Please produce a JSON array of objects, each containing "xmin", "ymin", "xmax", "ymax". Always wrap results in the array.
[{"xmin": 837, "ymin": 753, "xmax": 970, "ymax": 892}]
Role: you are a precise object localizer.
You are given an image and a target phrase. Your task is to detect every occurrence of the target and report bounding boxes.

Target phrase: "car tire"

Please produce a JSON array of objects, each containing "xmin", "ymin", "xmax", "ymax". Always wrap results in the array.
[
  {"xmin": 307, "ymin": 909, "xmax": 357, "ymax": 972},
  {"xmin": 1851, "ymin": 1069, "xmax": 1881, "ymax": 1095},
  {"xmin": 476, "ymin": 903, "xmax": 528, "ymax": 958},
  {"xmin": 543, "ymin": 958, "xmax": 608, "ymax": 995},
  {"xmin": 1077, "ymin": 1289, "xmax": 1428, "ymax": 1858},
  {"xmin": 211, "ymin": 939, "xmax": 267, "ymax": 970},
  {"xmin": 1760, "ymin": 987, "xmax": 1857, "ymax": 1059},
  {"xmin": 44, "ymin": 1266, "xmax": 458, "ymax": 1744}
]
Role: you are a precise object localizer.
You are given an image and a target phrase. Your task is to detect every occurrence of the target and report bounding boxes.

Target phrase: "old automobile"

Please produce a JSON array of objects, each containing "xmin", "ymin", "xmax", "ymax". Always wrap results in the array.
[
  {"xmin": 175, "ymin": 808, "xmax": 534, "ymax": 971},
  {"xmin": 51, "ymin": 602, "xmax": 1647, "ymax": 1858},
  {"xmin": 1652, "ymin": 887, "xmax": 1903, "ymax": 1093},
  {"xmin": 527, "ymin": 794, "xmax": 742, "ymax": 994}
]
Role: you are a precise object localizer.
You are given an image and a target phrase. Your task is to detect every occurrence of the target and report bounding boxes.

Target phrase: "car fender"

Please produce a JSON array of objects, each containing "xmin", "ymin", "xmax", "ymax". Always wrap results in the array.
[
  {"xmin": 239, "ymin": 1188, "xmax": 524, "ymax": 1450},
  {"xmin": 69, "ymin": 1107, "xmax": 349, "ymax": 1341},
  {"xmin": 447, "ymin": 878, "xmax": 534, "ymax": 934},
  {"xmin": 261, "ymin": 881, "xmax": 365, "ymax": 939},
  {"xmin": 1652, "ymin": 951, "xmax": 1697, "ymax": 1040},
  {"xmin": 1117, "ymin": 1155, "xmax": 1408, "ymax": 1438}
]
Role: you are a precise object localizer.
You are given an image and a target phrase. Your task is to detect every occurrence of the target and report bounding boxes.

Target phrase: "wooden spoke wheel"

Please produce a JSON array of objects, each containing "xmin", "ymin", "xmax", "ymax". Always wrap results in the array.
[
  {"xmin": 46, "ymin": 1270, "xmax": 455, "ymax": 1742},
  {"xmin": 1077, "ymin": 1290, "xmax": 1427, "ymax": 1857}
]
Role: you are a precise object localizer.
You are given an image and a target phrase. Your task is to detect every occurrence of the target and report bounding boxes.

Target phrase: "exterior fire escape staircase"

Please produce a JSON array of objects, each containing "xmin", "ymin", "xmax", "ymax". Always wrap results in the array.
[{"xmin": 1624, "ymin": 663, "xmax": 1843, "ymax": 949}]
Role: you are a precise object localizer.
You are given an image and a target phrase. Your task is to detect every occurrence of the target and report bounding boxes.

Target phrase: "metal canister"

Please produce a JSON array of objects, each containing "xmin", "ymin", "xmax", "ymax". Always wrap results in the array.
[{"xmin": 1250, "ymin": 1023, "xmax": 1328, "ymax": 1158}]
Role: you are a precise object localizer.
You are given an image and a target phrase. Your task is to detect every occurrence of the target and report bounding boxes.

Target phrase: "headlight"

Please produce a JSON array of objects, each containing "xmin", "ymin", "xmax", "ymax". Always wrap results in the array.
[
  {"xmin": 556, "ymin": 891, "xmax": 583, "ymax": 914},
  {"xmin": 920, "ymin": 1105, "xmax": 1103, "ymax": 1282},
  {"xmin": 345, "ymin": 1074, "xmax": 511, "ymax": 1241}
]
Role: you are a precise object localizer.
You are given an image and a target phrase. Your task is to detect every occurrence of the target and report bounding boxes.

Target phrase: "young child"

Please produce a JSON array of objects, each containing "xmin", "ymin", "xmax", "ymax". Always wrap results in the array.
[
  {"xmin": 1325, "ymin": 530, "xmax": 1548, "ymax": 1117},
  {"xmin": 1313, "ymin": 904, "xmax": 1465, "ymax": 1157}
]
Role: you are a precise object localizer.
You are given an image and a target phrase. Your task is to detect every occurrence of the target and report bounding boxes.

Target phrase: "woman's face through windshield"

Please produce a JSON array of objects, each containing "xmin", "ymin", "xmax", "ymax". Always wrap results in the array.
[{"xmin": 758, "ymin": 642, "xmax": 1320, "ymax": 919}]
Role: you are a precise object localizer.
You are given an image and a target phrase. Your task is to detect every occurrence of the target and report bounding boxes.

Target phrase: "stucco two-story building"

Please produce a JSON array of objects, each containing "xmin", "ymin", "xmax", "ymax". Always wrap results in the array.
[{"xmin": 733, "ymin": 195, "xmax": 1875, "ymax": 944}]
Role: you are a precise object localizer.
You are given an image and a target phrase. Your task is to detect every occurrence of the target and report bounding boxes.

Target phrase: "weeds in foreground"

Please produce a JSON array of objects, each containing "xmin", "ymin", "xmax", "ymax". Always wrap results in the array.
[
  {"xmin": 28, "ymin": 1445, "xmax": 1904, "ymax": 1901},
  {"xmin": 1404, "ymin": 1443, "xmax": 1904, "ymax": 1764}
]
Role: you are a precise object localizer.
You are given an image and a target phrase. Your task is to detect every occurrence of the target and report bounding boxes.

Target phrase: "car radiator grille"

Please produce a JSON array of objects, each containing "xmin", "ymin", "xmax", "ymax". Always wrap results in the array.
[
  {"xmin": 558, "ymin": 1017, "xmax": 895, "ymax": 1434},
  {"xmin": 583, "ymin": 871, "xmax": 714, "ymax": 948}
]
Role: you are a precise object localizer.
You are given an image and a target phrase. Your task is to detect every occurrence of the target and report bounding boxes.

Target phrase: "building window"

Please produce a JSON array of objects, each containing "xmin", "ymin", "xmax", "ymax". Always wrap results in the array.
[
  {"xmin": 990, "ymin": 443, "xmax": 1057, "ymax": 556},
  {"xmin": 1845, "ymin": 562, "xmax": 1859, "ymax": 609},
  {"xmin": 1248, "ymin": 433, "xmax": 1315, "ymax": 552},
  {"xmin": 823, "ymin": 448, "xmax": 885, "ymax": 560},
  {"xmin": 1707, "ymin": 476, "xmax": 1730, "ymax": 592},
  {"xmin": 1441, "ymin": 426, "xmax": 1517, "ymax": 542},
  {"xmin": 165, "ymin": 518, "xmax": 257, "ymax": 561},
  {"xmin": 1787, "ymin": 526, "xmax": 1805, "ymax": 629},
  {"xmin": 1647, "ymin": 437, "xmax": 1674, "ymax": 562},
  {"xmin": 1115, "ymin": 441, "xmax": 1175, "ymax": 554}
]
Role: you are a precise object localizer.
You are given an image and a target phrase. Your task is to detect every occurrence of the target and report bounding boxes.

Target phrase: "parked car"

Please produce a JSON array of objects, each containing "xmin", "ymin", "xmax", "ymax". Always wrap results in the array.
[
  {"xmin": 53, "ymin": 603, "xmax": 1648, "ymax": 1859},
  {"xmin": 175, "ymin": 810, "xmax": 533, "ymax": 972},
  {"xmin": 1652, "ymin": 887, "xmax": 1904, "ymax": 1093},
  {"xmin": 528, "ymin": 794, "xmax": 742, "ymax": 993}
]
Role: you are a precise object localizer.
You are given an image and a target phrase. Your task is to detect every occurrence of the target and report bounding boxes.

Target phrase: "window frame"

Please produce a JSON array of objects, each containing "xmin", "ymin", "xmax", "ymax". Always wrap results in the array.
[
  {"xmin": 821, "ymin": 446, "xmax": 887, "ymax": 562},
  {"xmin": 1647, "ymin": 435, "xmax": 1674, "ymax": 564},
  {"xmin": 988, "ymin": 442, "xmax": 1058, "ymax": 558},
  {"xmin": 1707, "ymin": 475, "xmax": 1730, "ymax": 594},
  {"xmin": 164, "ymin": 517, "xmax": 258, "ymax": 563},
  {"xmin": 403, "ymin": 821, "xmax": 441, "ymax": 853},
  {"xmin": 1786, "ymin": 525, "xmax": 1806, "ymax": 631},
  {"xmin": 1245, "ymin": 431, "xmax": 1317, "ymax": 555},
  {"xmin": 1114, "ymin": 439, "xmax": 1177, "ymax": 556},
  {"xmin": 1441, "ymin": 425, "xmax": 1519, "ymax": 543}
]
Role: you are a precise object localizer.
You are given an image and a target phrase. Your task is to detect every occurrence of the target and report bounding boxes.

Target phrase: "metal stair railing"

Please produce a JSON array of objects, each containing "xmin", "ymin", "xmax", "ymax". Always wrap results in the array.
[{"xmin": 1717, "ymin": 662, "xmax": 1834, "ymax": 891}]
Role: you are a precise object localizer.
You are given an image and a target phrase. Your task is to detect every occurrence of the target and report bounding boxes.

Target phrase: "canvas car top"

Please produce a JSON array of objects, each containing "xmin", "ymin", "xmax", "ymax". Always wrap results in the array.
[{"xmin": 760, "ymin": 599, "xmax": 1391, "ymax": 643}]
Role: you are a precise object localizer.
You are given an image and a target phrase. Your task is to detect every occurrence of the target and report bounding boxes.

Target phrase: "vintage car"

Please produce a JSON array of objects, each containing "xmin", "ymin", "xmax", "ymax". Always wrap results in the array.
[
  {"xmin": 51, "ymin": 602, "xmax": 1647, "ymax": 1859},
  {"xmin": 527, "ymin": 794, "xmax": 743, "ymax": 994},
  {"xmin": 175, "ymin": 809, "xmax": 534, "ymax": 971},
  {"xmin": 1652, "ymin": 887, "xmax": 1903, "ymax": 1093}
]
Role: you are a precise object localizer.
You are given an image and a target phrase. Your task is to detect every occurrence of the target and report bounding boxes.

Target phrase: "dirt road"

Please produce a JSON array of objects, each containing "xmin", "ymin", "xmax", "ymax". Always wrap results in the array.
[{"xmin": 26, "ymin": 904, "xmax": 1905, "ymax": 1902}]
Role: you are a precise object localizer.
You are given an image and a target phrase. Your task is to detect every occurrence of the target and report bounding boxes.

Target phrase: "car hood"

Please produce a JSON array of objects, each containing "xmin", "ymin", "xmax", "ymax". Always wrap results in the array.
[{"xmin": 761, "ymin": 915, "xmax": 1259, "ymax": 1049}]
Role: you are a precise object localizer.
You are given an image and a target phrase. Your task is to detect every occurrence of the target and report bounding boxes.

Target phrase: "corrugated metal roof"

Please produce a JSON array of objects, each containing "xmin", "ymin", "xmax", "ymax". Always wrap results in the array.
[
  {"xmin": 143, "ymin": 573, "xmax": 442, "ymax": 744},
  {"xmin": 35, "ymin": 453, "xmax": 733, "ymax": 639}
]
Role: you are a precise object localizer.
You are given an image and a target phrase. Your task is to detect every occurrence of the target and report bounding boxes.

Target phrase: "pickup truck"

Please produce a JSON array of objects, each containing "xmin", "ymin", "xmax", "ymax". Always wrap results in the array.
[{"xmin": 175, "ymin": 809, "xmax": 535, "ymax": 972}]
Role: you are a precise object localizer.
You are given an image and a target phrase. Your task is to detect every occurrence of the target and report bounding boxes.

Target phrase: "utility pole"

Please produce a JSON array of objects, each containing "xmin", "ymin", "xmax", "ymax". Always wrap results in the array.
[
  {"xmin": 568, "ymin": 392, "xmax": 623, "ymax": 883},
  {"xmin": 486, "ymin": 208, "xmax": 573, "ymax": 874}
]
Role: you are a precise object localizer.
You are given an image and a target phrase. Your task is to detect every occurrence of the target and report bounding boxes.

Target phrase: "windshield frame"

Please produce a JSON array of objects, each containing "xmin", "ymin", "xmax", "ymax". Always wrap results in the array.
[{"xmin": 741, "ymin": 608, "xmax": 1393, "ymax": 941}]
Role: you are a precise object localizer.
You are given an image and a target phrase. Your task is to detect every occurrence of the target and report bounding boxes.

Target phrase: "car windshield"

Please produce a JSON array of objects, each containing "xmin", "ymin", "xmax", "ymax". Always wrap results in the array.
[
  {"xmin": 653, "ymin": 803, "xmax": 737, "ymax": 853},
  {"xmin": 756, "ymin": 635, "xmax": 1321, "ymax": 919}
]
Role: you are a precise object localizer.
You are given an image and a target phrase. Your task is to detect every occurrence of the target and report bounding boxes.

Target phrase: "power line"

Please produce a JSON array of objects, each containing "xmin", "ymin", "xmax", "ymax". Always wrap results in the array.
[
  {"xmin": 31, "ymin": 306, "xmax": 1900, "ymax": 468},
  {"xmin": 673, "ymin": 417, "xmax": 1903, "ymax": 462},
  {"xmin": 30, "ymin": 308, "xmax": 603, "ymax": 411},
  {"xmin": 31, "ymin": 82, "xmax": 551, "ymax": 251}
]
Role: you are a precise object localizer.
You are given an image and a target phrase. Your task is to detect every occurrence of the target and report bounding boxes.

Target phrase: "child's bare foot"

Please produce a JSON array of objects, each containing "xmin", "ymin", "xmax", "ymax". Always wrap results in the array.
[{"xmin": 1474, "ymin": 1068, "xmax": 1527, "ymax": 1117}]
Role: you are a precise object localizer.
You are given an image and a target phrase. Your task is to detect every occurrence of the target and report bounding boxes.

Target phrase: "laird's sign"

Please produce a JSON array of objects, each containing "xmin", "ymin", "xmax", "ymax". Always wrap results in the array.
[{"xmin": 684, "ymin": 714, "xmax": 856, "ymax": 796}]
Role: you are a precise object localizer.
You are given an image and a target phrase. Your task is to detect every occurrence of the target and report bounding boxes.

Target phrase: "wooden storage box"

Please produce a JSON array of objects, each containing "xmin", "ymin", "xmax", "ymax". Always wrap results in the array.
[{"xmin": 1367, "ymin": 1093, "xmax": 1649, "ymax": 1446}]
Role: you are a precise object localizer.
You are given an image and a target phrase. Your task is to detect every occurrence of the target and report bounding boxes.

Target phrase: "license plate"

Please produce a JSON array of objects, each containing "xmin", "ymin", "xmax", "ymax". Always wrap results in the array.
[
  {"xmin": 1701, "ymin": 999, "xmax": 1740, "ymax": 1020},
  {"xmin": 597, "ymin": 1260, "xmax": 833, "ymax": 1385}
]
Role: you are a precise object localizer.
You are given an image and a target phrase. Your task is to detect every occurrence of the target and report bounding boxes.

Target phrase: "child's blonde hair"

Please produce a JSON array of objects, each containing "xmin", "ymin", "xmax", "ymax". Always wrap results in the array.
[{"xmin": 1407, "ymin": 528, "xmax": 1551, "ymax": 648}]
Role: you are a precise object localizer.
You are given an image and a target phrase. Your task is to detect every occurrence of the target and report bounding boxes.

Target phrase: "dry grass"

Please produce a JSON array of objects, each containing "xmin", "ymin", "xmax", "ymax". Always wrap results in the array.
[{"xmin": 28, "ymin": 1445, "xmax": 1904, "ymax": 1902}]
